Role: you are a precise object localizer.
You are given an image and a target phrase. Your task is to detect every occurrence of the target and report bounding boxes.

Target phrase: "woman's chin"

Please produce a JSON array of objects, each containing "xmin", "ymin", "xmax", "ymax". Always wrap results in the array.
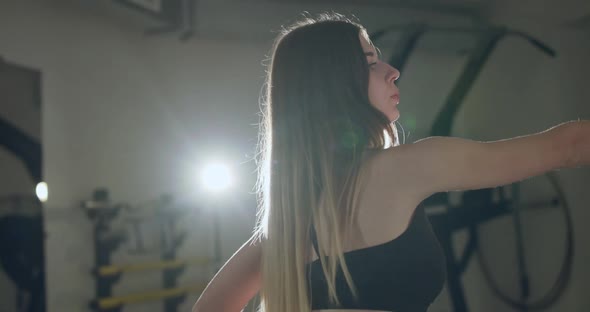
[{"xmin": 388, "ymin": 109, "xmax": 400, "ymax": 122}]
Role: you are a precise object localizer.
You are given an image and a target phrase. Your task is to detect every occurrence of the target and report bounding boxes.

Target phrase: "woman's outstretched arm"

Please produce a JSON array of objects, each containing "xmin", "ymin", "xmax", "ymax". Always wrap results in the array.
[
  {"xmin": 192, "ymin": 234, "xmax": 262, "ymax": 312},
  {"xmin": 379, "ymin": 120, "xmax": 585, "ymax": 202}
]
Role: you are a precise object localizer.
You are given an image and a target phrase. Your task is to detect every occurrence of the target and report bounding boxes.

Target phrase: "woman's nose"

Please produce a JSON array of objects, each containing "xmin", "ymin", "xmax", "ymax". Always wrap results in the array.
[{"xmin": 387, "ymin": 65, "xmax": 401, "ymax": 83}]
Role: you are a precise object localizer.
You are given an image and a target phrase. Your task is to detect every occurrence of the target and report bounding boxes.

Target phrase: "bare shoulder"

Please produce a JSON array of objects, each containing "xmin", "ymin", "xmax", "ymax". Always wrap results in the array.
[
  {"xmin": 363, "ymin": 145, "xmax": 424, "ymax": 202},
  {"xmin": 358, "ymin": 145, "xmax": 425, "ymax": 219},
  {"xmin": 348, "ymin": 146, "xmax": 426, "ymax": 244},
  {"xmin": 368, "ymin": 126, "xmax": 574, "ymax": 209}
]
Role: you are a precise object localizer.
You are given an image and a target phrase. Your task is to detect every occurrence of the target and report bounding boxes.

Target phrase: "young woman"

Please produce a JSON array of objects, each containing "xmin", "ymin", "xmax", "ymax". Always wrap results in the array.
[{"xmin": 192, "ymin": 12, "xmax": 588, "ymax": 312}]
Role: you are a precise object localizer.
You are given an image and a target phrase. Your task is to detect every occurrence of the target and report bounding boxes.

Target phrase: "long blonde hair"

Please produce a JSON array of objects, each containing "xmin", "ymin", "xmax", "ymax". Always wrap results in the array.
[{"xmin": 252, "ymin": 12, "xmax": 398, "ymax": 312}]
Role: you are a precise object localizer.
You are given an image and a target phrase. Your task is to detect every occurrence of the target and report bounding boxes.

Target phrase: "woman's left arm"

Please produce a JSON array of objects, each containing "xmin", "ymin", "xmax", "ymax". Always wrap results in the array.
[{"xmin": 192, "ymin": 234, "xmax": 262, "ymax": 312}]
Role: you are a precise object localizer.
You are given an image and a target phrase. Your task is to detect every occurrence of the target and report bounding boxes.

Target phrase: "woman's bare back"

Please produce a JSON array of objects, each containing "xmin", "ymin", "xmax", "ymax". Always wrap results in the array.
[
  {"xmin": 308, "ymin": 148, "xmax": 423, "ymax": 312},
  {"xmin": 308, "ymin": 147, "xmax": 419, "ymax": 263}
]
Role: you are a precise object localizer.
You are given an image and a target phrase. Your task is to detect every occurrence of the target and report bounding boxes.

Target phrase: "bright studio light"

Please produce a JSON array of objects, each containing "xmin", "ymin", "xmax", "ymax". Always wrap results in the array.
[
  {"xmin": 200, "ymin": 162, "xmax": 234, "ymax": 193},
  {"xmin": 36, "ymin": 182, "xmax": 48, "ymax": 202}
]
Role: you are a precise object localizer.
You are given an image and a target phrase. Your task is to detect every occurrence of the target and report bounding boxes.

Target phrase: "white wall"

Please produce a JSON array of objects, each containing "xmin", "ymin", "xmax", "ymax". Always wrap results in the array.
[
  {"xmin": 2, "ymin": 2, "xmax": 268, "ymax": 312},
  {"xmin": 1, "ymin": 0, "xmax": 589, "ymax": 312}
]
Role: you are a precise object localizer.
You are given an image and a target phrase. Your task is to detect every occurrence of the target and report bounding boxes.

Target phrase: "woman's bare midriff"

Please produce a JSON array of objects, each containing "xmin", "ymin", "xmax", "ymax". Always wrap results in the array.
[{"xmin": 312, "ymin": 310, "xmax": 390, "ymax": 312}]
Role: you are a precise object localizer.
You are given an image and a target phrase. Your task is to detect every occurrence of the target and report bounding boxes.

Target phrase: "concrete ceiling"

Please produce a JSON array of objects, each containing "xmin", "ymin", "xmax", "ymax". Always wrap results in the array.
[
  {"xmin": 51, "ymin": 0, "xmax": 589, "ymax": 43},
  {"xmin": 51, "ymin": 0, "xmax": 493, "ymax": 41}
]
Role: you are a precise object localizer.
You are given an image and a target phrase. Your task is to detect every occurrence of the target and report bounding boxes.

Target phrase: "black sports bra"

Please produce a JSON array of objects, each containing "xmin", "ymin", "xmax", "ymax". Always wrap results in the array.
[{"xmin": 306, "ymin": 205, "xmax": 447, "ymax": 311}]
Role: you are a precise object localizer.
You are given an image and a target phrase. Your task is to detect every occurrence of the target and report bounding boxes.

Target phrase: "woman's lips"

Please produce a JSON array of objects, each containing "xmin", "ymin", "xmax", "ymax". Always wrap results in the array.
[{"xmin": 391, "ymin": 94, "xmax": 400, "ymax": 104}]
